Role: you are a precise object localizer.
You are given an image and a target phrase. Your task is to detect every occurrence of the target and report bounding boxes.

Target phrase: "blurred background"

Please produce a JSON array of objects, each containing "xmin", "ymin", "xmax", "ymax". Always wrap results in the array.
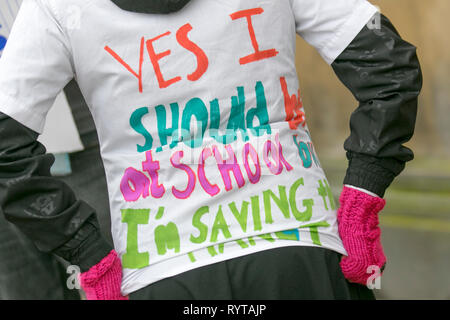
[{"xmin": 295, "ymin": 0, "xmax": 450, "ymax": 299}]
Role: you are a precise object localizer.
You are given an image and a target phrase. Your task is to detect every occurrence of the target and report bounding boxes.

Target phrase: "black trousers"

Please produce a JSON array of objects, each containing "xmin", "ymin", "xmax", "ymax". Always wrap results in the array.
[{"xmin": 129, "ymin": 246, "xmax": 375, "ymax": 300}]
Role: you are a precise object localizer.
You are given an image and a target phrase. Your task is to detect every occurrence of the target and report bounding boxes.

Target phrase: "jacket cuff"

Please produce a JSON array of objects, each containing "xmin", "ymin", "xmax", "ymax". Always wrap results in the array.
[
  {"xmin": 343, "ymin": 152, "xmax": 405, "ymax": 198},
  {"xmin": 53, "ymin": 214, "xmax": 113, "ymax": 272},
  {"xmin": 77, "ymin": 227, "xmax": 114, "ymax": 272}
]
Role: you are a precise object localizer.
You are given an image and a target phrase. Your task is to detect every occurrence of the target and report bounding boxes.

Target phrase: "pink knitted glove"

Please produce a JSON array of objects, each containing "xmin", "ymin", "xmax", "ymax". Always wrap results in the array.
[
  {"xmin": 337, "ymin": 186, "xmax": 386, "ymax": 286},
  {"xmin": 79, "ymin": 250, "xmax": 128, "ymax": 300}
]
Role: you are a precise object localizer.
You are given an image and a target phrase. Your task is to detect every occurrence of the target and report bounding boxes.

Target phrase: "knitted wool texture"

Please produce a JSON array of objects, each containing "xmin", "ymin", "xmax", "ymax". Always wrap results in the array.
[
  {"xmin": 337, "ymin": 186, "xmax": 386, "ymax": 285},
  {"xmin": 79, "ymin": 250, "xmax": 128, "ymax": 300}
]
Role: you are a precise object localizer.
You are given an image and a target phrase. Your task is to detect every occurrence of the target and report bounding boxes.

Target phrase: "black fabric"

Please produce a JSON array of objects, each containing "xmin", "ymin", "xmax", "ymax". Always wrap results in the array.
[
  {"xmin": 111, "ymin": 0, "xmax": 191, "ymax": 14},
  {"xmin": 331, "ymin": 14, "xmax": 422, "ymax": 197},
  {"xmin": 130, "ymin": 246, "xmax": 375, "ymax": 300},
  {"xmin": 0, "ymin": 212, "xmax": 81, "ymax": 300},
  {"xmin": 52, "ymin": 215, "xmax": 112, "ymax": 272},
  {"xmin": 0, "ymin": 112, "xmax": 112, "ymax": 270},
  {"xmin": 58, "ymin": 144, "xmax": 114, "ymax": 246},
  {"xmin": 63, "ymin": 80, "xmax": 99, "ymax": 149}
]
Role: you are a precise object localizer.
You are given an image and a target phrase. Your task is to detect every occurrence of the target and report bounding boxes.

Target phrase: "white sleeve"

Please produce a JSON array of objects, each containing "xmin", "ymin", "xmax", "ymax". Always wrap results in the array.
[
  {"xmin": 291, "ymin": 0, "xmax": 379, "ymax": 64},
  {"xmin": 0, "ymin": 0, "xmax": 74, "ymax": 134}
]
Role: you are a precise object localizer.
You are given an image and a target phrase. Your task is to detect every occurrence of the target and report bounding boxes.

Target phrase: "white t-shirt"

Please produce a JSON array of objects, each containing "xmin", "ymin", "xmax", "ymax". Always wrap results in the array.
[{"xmin": 0, "ymin": 0, "xmax": 378, "ymax": 295}]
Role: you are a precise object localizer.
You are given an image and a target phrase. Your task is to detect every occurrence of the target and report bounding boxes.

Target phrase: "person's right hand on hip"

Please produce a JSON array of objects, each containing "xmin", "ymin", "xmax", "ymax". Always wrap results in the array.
[{"xmin": 337, "ymin": 186, "xmax": 386, "ymax": 286}]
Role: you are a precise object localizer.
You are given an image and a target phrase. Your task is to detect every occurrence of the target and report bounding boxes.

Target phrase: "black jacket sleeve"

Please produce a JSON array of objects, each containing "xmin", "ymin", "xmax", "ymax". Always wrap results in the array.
[
  {"xmin": 0, "ymin": 111, "xmax": 112, "ymax": 272},
  {"xmin": 331, "ymin": 14, "xmax": 423, "ymax": 197}
]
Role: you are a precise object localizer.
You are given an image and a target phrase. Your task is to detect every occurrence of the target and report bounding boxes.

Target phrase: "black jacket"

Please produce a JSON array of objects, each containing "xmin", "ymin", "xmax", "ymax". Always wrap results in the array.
[
  {"xmin": 0, "ymin": 2, "xmax": 422, "ymax": 271},
  {"xmin": 333, "ymin": 14, "xmax": 422, "ymax": 197}
]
